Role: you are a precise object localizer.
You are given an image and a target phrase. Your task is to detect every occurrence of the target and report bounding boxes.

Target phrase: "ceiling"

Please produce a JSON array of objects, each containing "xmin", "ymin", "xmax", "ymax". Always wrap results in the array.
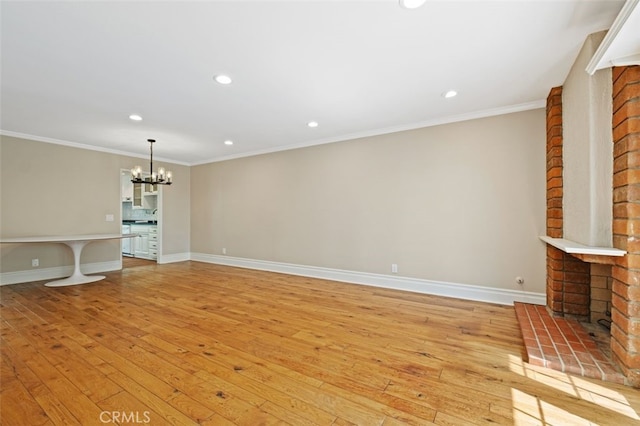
[{"xmin": 0, "ymin": 0, "xmax": 633, "ymax": 166}]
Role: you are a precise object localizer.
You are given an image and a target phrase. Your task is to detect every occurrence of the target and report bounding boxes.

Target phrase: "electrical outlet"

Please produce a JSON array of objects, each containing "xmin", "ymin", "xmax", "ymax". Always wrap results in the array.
[
  {"xmin": 105, "ymin": 214, "xmax": 114, "ymax": 222},
  {"xmin": 32, "ymin": 258, "xmax": 39, "ymax": 267},
  {"xmin": 391, "ymin": 263, "xmax": 398, "ymax": 274},
  {"xmin": 222, "ymin": 247, "xmax": 227, "ymax": 255}
]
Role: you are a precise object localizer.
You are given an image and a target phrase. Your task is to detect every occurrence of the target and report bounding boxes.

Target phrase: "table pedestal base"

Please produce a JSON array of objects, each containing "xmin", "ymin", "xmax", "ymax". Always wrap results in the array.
[
  {"xmin": 45, "ymin": 274, "xmax": 105, "ymax": 287},
  {"xmin": 44, "ymin": 240, "xmax": 106, "ymax": 287}
]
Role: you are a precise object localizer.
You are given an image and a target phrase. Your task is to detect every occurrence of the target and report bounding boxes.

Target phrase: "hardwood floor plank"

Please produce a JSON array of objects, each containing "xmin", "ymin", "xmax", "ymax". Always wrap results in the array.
[
  {"xmin": 30, "ymin": 384, "xmax": 82, "ymax": 426},
  {"xmin": 97, "ymin": 390, "xmax": 162, "ymax": 425},
  {"xmin": 2, "ymin": 261, "xmax": 639, "ymax": 425},
  {"xmin": 186, "ymin": 354, "xmax": 338, "ymax": 425},
  {"xmin": 166, "ymin": 392, "xmax": 217, "ymax": 424},
  {"xmin": 318, "ymin": 381, "xmax": 436, "ymax": 425},
  {"xmin": 198, "ymin": 413, "xmax": 238, "ymax": 426},
  {"xmin": 433, "ymin": 410, "xmax": 486, "ymax": 426},
  {"xmin": 383, "ymin": 380, "xmax": 512, "ymax": 425},
  {"xmin": 0, "ymin": 368, "xmax": 51, "ymax": 425},
  {"xmin": 100, "ymin": 372, "xmax": 200, "ymax": 426},
  {"xmin": 8, "ymin": 318, "xmax": 123, "ymax": 404},
  {"xmin": 1, "ymin": 336, "xmax": 45, "ymax": 394},
  {"xmin": 257, "ymin": 400, "xmax": 327, "ymax": 426},
  {"xmin": 86, "ymin": 341, "xmax": 186, "ymax": 402}
]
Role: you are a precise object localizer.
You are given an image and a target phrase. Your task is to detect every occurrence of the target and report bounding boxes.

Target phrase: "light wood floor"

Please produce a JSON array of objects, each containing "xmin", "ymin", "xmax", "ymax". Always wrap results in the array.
[
  {"xmin": 1, "ymin": 262, "xmax": 639, "ymax": 425},
  {"xmin": 122, "ymin": 256, "xmax": 157, "ymax": 269}
]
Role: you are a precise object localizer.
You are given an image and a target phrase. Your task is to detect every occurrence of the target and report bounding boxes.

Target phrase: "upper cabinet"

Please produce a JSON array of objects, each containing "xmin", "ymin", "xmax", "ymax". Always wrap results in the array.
[
  {"xmin": 142, "ymin": 182, "xmax": 157, "ymax": 210},
  {"xmin": 143, "ymin": 182, "xmax": 157, "ymax": 196},
  {"xmin": 121, "ymin": 172, "xmax": 133, "ymax": 202},
  {"xmin": 133, "ymin": 184, "xmax": 143, "ymax": 208},
  {"xmin": 122, "ymin": 171, "xmax": 157, "ymax": 209}
]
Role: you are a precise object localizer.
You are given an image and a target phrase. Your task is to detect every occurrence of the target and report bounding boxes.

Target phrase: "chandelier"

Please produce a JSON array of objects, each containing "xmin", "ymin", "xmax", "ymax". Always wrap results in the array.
[{"xmin": 131, "ymin": 139, "xmax": 173, "ymax": 186}]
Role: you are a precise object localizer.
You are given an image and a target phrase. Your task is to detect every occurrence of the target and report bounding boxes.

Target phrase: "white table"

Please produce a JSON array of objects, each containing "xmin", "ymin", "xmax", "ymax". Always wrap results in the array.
[{"xmin": 0, "ymin": 234, "xmax": 139, "ymax": 287}]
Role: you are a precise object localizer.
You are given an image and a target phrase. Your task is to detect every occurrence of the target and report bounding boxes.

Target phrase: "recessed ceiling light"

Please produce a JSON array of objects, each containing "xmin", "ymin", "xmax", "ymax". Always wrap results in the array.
[
  {"xmin": 399, "ymin": 0, "xmax": 427, "ymax": 9},
  {"xmin": 307, "ymin": 121, "xmax": 319, "ymax": 128},
  {"xmin": 224, "ymin": 140, "xmax": 234, "ymax": 146},
  {"xmin": 129, "ymin": 114, "xmax": 143, "ymax": 121},
  {"xmin": 214, "ymin": 74, "xmax": 232, "ymax": 85},
  {"xmin": 443, "ymin": 90, "xmax": 458, "ymax": 98}
]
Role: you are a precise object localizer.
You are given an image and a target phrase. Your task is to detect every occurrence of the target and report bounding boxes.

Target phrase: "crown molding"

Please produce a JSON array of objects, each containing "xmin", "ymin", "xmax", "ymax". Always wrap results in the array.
[
  {"xmin": 0, "ymin": 130, "xmax": 190, "ymax": 166},
  {"xmin": 192, "ymin": 99, "xmax": 546, "ymax": 166},
  {"xmin": 586, "ymin": 0, "xmax": 640, "ymax": 75},
  {"xmin": 2, "ymin": 99, "xmax": 545, "ymax": 168}
]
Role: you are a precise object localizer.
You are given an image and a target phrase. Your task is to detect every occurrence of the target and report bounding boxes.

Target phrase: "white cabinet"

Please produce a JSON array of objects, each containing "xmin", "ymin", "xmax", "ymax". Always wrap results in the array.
[
  {"xmin": 142, "ymin": 191, "xmax": 157, "ymax": 210},
  {"xmin": 123, "ymin": 172, "xmax": 157, "ymax": 209},
  {"xmin": 130, "ymin": 224, "xmax": 157, "ymax": 260},
  {"xmin": 122, "ymin": 225, "xmax": 132, "ymax": 255},
  {"xmin": 136, "ymin": 181, "xmax": 157, "ymax": 209},
  {"xmin": 133, "ymin": 184, "xmax": 143, "ymax": 208},
  {"xmin": 122, "ymin": 172, "xmax": 146, "ymax": 208},
  {"xmin": 121, "ymin": 173, "xmax": 133, "ymax": 202},
  {"xmin": 134, "ymin": 232, "xmax": 150, "ymax": 257},
  {"xmin": 132, "ymin": 183, "xmax": 159, "ymax": 209},
  {"xmin": 148, "ymin": 226, "xmax": 158, "ymax": 260},
  {"xmin": 143, "ymin": 182, "xmax": 157, "ymax": 196}
]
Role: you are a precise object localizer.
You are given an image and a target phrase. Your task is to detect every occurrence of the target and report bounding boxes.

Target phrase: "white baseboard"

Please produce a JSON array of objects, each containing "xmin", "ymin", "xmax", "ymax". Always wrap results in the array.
[
  {"xmin": 0, "ymin": 260, "xmax": 122, "ymax": 286},
  {"xmin": 158, "ymin": 252, "xmax": 191, "ymax": 264},
  {"xmin": 2, "ymin": 253, "xmax": 547, "ymax": 306},
  {"xmin": 190, "ymin": 253, "xmax": 546, "ymax": 306}
]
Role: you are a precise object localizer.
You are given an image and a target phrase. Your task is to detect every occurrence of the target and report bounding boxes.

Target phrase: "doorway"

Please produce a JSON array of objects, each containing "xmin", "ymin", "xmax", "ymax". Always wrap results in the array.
[{"xmin": 120, "ymin": 169, "xmax": 161, "ymax": 266}]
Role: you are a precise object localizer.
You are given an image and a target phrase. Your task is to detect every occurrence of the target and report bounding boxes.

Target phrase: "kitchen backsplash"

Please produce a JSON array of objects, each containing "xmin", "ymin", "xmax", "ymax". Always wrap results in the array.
[{"xmin": 122, "ymin": 203, "xmax": 156, "ymax": 221}]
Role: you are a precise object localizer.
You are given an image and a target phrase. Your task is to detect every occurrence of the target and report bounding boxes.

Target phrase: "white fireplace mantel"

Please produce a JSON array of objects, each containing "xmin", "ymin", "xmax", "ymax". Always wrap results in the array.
[{"xmin": 539, "ymin": 236, "xmax": 626, "ymax": 257}]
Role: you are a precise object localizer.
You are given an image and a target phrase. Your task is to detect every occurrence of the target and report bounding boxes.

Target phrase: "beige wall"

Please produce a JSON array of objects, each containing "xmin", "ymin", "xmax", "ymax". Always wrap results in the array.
[
  {"xmin": 0, "ymin": 135, "xmax": 190, "ymax": 273},
  {"xmin": 191, "ymin": 109, "xmax": 547, "ymax": 292},
  {"xmin": 1, "ymin": 109, "xmax": 545, "ymax": 293},
  {"xmin": 563, "ymin": 31, "xmax": 613, "ymax": 246}
]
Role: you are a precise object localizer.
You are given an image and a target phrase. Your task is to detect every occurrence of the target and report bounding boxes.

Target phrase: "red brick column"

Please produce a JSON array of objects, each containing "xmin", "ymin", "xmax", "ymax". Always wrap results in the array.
[
  {"xmin": 546, "ymin": 87, "xmax": 565, "ymax": 314},
  {"xmin": 545, "ymin": 87, "xmax": 591, "ymax": 319},
  {"xmin": 611, "ymin": 65, "xmax": 640, "ymax": 387}
]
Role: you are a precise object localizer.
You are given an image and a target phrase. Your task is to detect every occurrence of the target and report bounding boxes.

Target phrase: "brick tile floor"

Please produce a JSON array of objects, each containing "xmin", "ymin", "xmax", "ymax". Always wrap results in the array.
[{"xmin": 514, "ymin": 302, "xmax": 625, "ymax": 384}]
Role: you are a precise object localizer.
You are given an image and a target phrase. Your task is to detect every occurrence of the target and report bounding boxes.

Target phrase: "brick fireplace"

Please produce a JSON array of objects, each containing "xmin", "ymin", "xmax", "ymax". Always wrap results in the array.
[{"xmin": 541, "ymin": 66, "xmax": 640, "ymax": 387}]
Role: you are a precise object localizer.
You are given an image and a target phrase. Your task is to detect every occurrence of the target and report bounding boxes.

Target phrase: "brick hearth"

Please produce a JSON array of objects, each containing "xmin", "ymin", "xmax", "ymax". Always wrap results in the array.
[{"xmin": 515, "ymin": 302, "xmax": 624, "ymax": 384}]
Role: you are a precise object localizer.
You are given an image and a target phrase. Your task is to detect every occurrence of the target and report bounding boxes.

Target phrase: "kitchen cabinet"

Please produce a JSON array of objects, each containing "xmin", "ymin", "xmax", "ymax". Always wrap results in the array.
[
  {"xmin": 123, "ymin": 172, "xmax": 156, "ymax": 209},
  {"xmin": 134, "ymin": 232, "xmax": 149, "ymax": 257},
  {"xmin": 148, "ymin": 227, "xmax": 158, "ymax": 259},
  {"xmin": 122, "ymin": 172, "xmax": 145, "ymax": 208},
  {"xmin": 130, "ymin": 184, "xmax": 157, "ymax": 209},
  {"xmin": 122, "ymin": 224, "xmax": 132, "ymax": 255},
  {"xmin": 143, "ymin": 182, "xmax": 157, "ymax": 196},
  {"xmin": 133, "ymin": 184, "xmax": 143, "ymax": 208},
  {"xmin": 142, "ymin": 190, "xmax": 157, "ymax": 210},
  {"xmin": 121, "ymin": 173, "xmax": 133, "ymax": 202},
  {"xmin": 130, "ymin": 224, "xmax": 157, "ymax": 260}
]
